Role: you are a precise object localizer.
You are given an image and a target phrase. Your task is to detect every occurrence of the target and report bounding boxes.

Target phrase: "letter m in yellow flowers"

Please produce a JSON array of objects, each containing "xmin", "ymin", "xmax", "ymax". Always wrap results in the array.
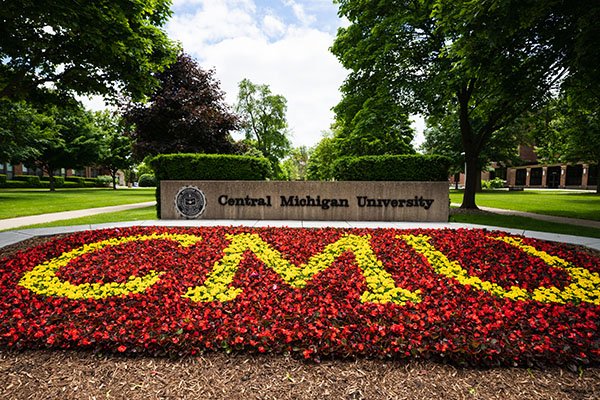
[{"xmin": 183, "ymin": 233, "xmax": 421, "ymax": 305}]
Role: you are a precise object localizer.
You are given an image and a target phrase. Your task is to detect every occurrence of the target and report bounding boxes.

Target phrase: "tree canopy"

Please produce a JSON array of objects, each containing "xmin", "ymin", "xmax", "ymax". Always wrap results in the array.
[
  {"xmin": 0, "ymin": 0, "xmax": 178, "ymax": 103},
  {"xmin": 125, "ymin": 53, "xmax": 239, "ymax": 160},
  {"xmin": 95, "ymin": 111, "xmax": 134, "ymax": 189},
  {"xmin": 20, "ymin": 100, "xmax": 103, "ymax": 191},
  {"xmin": 235, "ymin": 78, "xmax": 291, "ymax": 177},
  {"xmin": 332, "ymin": 0, "xmax": 598, "ymax": 206}
]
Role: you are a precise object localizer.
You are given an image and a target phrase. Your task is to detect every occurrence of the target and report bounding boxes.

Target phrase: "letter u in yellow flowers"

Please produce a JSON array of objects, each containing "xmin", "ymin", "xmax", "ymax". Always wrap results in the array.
[
  {"xmin": 183, "ymin": 233, "xmax": 421, "ymax": 305},
  {"xmin": 18, "ymin": 233, "xmax": 202, "ymax": 300},
  {"xmin": 400, "ymin": 234, "xmax": 599, "ymax": 305}
]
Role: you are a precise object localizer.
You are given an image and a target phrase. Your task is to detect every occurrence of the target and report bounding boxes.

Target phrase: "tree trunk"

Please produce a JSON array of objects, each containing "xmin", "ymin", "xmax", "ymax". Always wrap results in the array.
[
  {"xmin": 49, "ymin": 174, "xmax": 56, "ymax": 192},
  {"xmin": 461, "ymin": 155, "xmax": 479, "ymax": 209},
  {"xmin": 111, "ymin": 170, "xmax": 117, "ymax": 190},
  {"xmin": 597, "ymin": 159, "xmax": 599, "ymax": 194}
]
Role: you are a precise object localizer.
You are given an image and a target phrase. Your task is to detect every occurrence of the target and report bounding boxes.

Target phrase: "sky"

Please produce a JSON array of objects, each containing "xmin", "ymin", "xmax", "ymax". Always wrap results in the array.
[{"xmin": 83, "ymin": 0, "xmax": 425, "ymax": 149}]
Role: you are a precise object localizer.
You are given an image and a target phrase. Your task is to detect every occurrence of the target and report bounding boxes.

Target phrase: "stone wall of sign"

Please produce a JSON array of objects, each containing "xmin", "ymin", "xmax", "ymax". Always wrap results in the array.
[{"xmin": 160, "ymin": 180, "xmax": 449, "ymax": 221}]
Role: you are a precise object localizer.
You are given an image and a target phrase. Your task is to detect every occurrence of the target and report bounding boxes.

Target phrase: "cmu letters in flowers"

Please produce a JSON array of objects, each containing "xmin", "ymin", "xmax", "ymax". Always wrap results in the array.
[{"xmin": 1, "ymin": 226, "xmax": 598, "ymax": 366}]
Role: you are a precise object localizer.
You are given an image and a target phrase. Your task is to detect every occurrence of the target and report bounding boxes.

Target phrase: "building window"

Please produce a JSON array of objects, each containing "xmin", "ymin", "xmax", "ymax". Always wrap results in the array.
[
  {"xmin": 566, "ymin": 165, "xmax": 583, "ymax": 186},
  {"xmin": 515, "ymin": 169, "xmax": 527, "ymax": 186}
]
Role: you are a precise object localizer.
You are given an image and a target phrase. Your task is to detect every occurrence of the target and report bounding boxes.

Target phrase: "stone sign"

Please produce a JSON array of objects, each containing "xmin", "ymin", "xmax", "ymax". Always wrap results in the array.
[{"xmin": 161, "ymin": 181, "xmax": 448, "ymax": 221}]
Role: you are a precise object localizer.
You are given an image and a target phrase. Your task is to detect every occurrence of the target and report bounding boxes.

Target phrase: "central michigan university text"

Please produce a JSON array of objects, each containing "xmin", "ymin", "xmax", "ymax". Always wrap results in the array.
[{"xmin": 218, "ymin": 195, "xmax": 435, "ymax": 210}]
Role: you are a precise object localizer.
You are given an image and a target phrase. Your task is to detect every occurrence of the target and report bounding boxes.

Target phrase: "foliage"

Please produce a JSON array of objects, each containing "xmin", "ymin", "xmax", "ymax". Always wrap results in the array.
[
  {"xmin": 279, "ymin": 146, "xmax": 310, "ymax": 181},
  {"xmin": 0, "ymin": 0, "xmax": 177, "ymax": 103},
  {"xmin": 138, "ymin": 174, "xmax": 157, "ymax": 187},
  {"xmin": 1, "ymin": 226, "xmax": 599, "ymax": 366},
  {"xmin": 95, "ymin": 176, "xmax": 113, "ymax": 188},
  {"xmin": 95, "ymin": 111, "xmax": 133, "ymax": 189},
  {"xmin": 333, "ymin": 155, "xmax": 451, "ymax": 182},
  {"xmin": 0, "ymin": 99, "xmax": 54, "ymax": 163},
  {"xmin": 21, "ymin": 100, "xmax": 103, "ymax": 191},
  {"xmin": 0, "ymin": 174, "xmax": 6, "ymax": 185},
  {"xmin": 125, "ymin": 53, "xmax": 239, "ymax": 160},
  {"xmin": 332, "ymin": 0, "xmax": 588, "ymax": 209},
  {"xmin": 306, "ymin": 132, "xmax": 339, "ymax": 181},
  {"xmin": 333, "ymin": 72, "xmax": 415, "ymax": 156},
  {"xmin": 65, "ymin": 176, "xmax": 86, "ymax": 187},
  {"xmin": 235, "ymin": 79, "xmax": 291, "ymax": 177},
  {"xmin": 481, "ymin": 178, "xmax": 506, "ymax": 190},
  {"xmin": 150, "ymin": 154, "xmax": 271, "ymax": 182}
]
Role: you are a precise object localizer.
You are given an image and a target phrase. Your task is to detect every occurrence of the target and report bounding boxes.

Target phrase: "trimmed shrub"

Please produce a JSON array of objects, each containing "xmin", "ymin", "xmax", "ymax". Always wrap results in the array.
[
  {"xmin": 41, "ymin": 176, "xmax": 65, "ymax": 188},
  {"xmin": 65, "ymin": 176, "xmax": 86, "ymax": 187},
  {"xmin": 2, "ymin": 180, "xmax": 30, "ymax": 188},
  {"xmin": 0, "ymin": 174, "xmax": 6, "ymax": 186},
  {"xmin": 95, "ymin": 176, "xmax": 113, "ymax": 187},
  {"xmin": 333, "ymin": 155, "xmax": 451, "ymax": 182},
  {"xmin": 150, "ymin": 153, "xmax": 271, "ymax": 218},
  {"xmin": 13, "ymin": 175, "xmax": 41, "ymax": 186},
  {"xmin": 84, "ymin": 179, "xmax": 98, "ymax": 188},
  {"xmin": 150, "ymin": 153, "xmax": 271, "ymax": 181},
  {"xmin": 138, "ymin": 174, "xmax": 157, "ymax": 187}
]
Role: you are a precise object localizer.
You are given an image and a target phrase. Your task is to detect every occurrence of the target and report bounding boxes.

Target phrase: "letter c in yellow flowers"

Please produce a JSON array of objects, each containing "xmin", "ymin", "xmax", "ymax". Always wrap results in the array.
[{"xmin": 18, "ymin": 233, "xmax": 202, "ymax": 300}]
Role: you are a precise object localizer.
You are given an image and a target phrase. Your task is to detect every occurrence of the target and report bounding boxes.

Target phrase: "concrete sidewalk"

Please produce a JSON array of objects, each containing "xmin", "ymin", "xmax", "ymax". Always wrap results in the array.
[
  {"xmin": 0, "ymin": 201, "xmax": 155, "ymax": 231},
  {"xmin": 1, "ymin": 218, "xmax": 599, "ymax": 252}
]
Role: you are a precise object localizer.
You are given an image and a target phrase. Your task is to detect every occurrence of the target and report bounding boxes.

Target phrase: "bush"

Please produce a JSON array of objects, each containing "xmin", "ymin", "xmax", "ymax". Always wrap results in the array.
[
  {"xmin": 41, "ymin": 176, "xmax": 65, "ymax": 187},
  {"xmin": 150, "ymin": 154, "xmax": 271, "ymax": 218},
  {"xmin": 333, "ymin": 155, "xmax": 451, "ymax": 181},
  {"xmin": 150, "ymin": 154, "xmax": 271, "ymax": 181},
  {"xmin": 84, "ymin": 179, "xmax": 98, "ymax": 188},
  {"xmin": 65, "ymin": 176, "xmax": 86, "ymax": 187},
  {"xmin": 138, "ymin": 174, "xmax": 157, "ymax": 187},
  {"xmin": 95, "ymin": 176, "xmax": 113, "ymax": 187},
  {"xmin": 13, "ymin": 175, "xmax": 41, "ymax": 186},
  {"xmin": 2, "ymin": 180, "xmax": 30, "ymax": 188},
  {"xmin": 0, "ymin": 174, "xmax": 6, "ymax": 186}
]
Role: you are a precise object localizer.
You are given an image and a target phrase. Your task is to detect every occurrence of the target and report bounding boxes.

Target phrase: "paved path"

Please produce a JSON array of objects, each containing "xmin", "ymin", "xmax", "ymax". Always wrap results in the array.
[
  {"xmin": 1, "ymin": 202, "xmax": 599, "ymax": 252},
  {"xmin": 0, "ymin": 201, "xmax": 155, "ymax": 231},
  {"xmin": 450, "ymin": 203, "xmax": 600, "ymax": 229}
]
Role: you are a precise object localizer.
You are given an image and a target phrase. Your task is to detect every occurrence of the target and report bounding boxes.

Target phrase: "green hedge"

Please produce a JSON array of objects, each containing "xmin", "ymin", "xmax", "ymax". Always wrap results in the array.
[
  {"xmin": 41, "ymin": 176, "xmax": 65, "ymax": 187},
  {"xmin": 13, "ymin": 175, "xmax": 41, "ymax": 186},
  {"xmin": 138, "ymin": 174, "xmax": 157, "ymax": 187},
  {"xmin": 150, "ymin": 154, "xmax": 271, "ymax": 218},
  {"xmin": 65, "ymin": 176, "xmax": 87, "ymax": 187},
  {"xmin": 333, "ymin": 155, "xmax": 451, "ymax": 181},
  {"xmin": 150, "ymin": 154, "xmax": 271, "ymax": 181},
  {"xmin": 0, "ymin": 174, "xmax": 6, "ymax": 185}
]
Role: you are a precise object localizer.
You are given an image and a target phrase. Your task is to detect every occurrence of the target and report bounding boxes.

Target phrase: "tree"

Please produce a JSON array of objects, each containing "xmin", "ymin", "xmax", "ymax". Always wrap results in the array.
[
  {"xmin": 306, "ymin": 132, "xmax": 339, "ymax": 181},
  {"xmin": 235, "ymin": 79, "xmax": 291, "ymax": 177},
  {"xmin": 333, "ymin": 72, "xmax": 415, "ymax": 156},
  {"xmin": 0, "ymin": 0, "xmax": 177, "ymax": 103},
  {"xmin": 95, "ymin": 111, "xmax": 133, "ymax": 190},
  {"xmin": 0, "ymin": 99, "xmax": 52, "ymax": 163},
  {"xmin": 23, "ymin": 101, "xmax": 103, "ymax": 191},
  {"xmin": 279, "ymin": 146, "xmax": 310, "ymax": 181},
  {"xmin": 125, "ymin": 53, "xmax": 239, "ymax": 160},
  {"xmin": 332, "ymin": 0, "xmax": 580, "ymax": 208},
  {"xmin": 423, "ymin": 112, "xmax": 529, "ymax": 190}
]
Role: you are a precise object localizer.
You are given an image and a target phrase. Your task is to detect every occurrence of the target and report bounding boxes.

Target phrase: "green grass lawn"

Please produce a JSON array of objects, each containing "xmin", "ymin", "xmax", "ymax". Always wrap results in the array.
[
  {"xmin": 450, "ymin": 190, "xmax": 600, "ymax": 221},
  {"xmin": 0, "ymin": 188, "xmax": 156, "ymax": 220},
  {"xmin": 10, "ymin": 206, "xmax": 157, "ymax": 230},
  {"xmin": 449, "ymin": 209, "xmax": 600, "ymax": 238}
]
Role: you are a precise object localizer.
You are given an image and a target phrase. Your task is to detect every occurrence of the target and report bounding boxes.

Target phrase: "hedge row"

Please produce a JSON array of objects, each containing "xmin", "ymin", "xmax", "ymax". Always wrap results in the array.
[
  {"xmin": 149, "ymin": 154, "xmax": 271, "ymax": 181},
  {"xmin": 149, "ymin": 154, "xmax": 271, "ymax": 218},
  {"xmin": 333, "ymin": 155, "xmax": 451, "ymax": 181},
  {"xmin": 0, "ymin": 175, "xmax": 109, "ymax": 188}
]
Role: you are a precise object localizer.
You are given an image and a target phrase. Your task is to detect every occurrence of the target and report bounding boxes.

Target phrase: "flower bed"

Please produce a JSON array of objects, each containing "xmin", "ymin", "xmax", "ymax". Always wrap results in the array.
[{"xmin": 1, "ymin": 226, "xmax": 598, "ymax": 366}]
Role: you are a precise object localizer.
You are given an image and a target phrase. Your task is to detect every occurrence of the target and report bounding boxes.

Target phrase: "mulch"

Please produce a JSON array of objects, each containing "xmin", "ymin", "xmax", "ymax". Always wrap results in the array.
[{"xmin": 1, "ymin": 236, "xmax": 599, "ymax": 400}]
